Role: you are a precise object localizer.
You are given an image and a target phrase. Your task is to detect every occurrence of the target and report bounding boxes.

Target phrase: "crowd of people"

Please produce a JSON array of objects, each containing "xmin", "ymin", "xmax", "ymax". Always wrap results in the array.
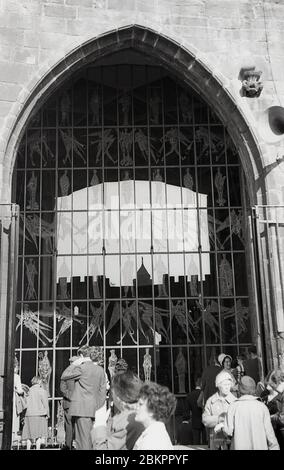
[{"xmin": 12, "ymin": 345, "xmax": 284, "ymax": 450}]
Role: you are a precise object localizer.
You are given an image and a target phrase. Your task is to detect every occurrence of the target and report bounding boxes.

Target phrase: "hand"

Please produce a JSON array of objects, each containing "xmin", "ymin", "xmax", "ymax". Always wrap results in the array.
[
  {"xmin": 93, "ymin": 403, "xmax": 111, "ymax": 428},
  {"xmin": 214, "ymin": 422, "xmax": 224, "ymax": 433},
  {"xmin": 72, "ymin": 357, "xmax": 84, "ymax": 366}
]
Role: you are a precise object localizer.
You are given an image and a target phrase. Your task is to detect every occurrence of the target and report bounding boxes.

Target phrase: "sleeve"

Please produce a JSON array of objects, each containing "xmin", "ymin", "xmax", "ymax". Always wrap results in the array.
[
  {"xmin": 96, "ymin": 368, "xmax": 107, "ymax": 410},
  {"xmin": 61, "ymin": 365, "xmax": 82, "ymax": 381},
  {"xmin": 223, "ymin": 403, "xmax": 235, "ymax": 437},
  {"xmin": 14, "ymin": 374, "xmax": 23, "ymax": 394},
  {"xmin": 263, "ymin": 406, "xmax": 280, "ymax": 450},
  {"xmin": 91, "ymin": 420, "xmax": 127, "ymax": 450},
  {"xmin": 41, "ymin": 389, "xmax": 50, "ymax": 418},
  {"xmin": 60, "ymin": 378, "xmax": 68, "ymax": 398},
  {"xmin": 202, "ymin": 398, "xmax": 219, "ymax": 428}
]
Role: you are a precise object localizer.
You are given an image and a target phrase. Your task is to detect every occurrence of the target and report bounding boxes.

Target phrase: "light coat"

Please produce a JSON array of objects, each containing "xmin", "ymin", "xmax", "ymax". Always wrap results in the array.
[
  {"xmin": 202, "ymin": 391, "xmax": 236, "ymax": 449},
  {"xmin": 25, "ymin": 384, "xmax": 49, "ymax": 417},
  {"xmin": 224, "ymin": 395, "xmax": 279, "ymax": 450}
]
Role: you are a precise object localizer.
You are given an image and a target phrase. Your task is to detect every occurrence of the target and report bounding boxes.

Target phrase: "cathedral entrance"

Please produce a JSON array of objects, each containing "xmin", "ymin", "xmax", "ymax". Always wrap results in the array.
[{"xmin": 12, "ymin": 57, "xmax": 252, "ymax": 444}]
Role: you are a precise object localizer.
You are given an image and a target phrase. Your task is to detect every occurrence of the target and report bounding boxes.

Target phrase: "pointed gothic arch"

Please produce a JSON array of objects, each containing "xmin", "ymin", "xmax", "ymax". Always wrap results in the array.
[{"xmin": 4, "ymin": 24, "xmax": 263, "ymax": 205}]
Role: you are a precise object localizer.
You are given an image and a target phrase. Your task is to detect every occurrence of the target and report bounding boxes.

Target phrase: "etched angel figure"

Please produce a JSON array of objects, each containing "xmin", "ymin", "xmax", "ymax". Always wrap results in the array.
[
  {"xmin": 195, "ymin": 297, "xmax": 220, "ymax": 343},
  {"xmin": 171, "ymin": 300, "xmax": 196, "ymax": 343},
  {"xmin": 119, "ymin": 129, "xmax": 133, "ymax": 166},
  {"xmin": 90, "ymin": 87, "xmax": 100, "ymax": 125},
  {"xmin": 23, "ymin": 213, "xmax": 54, "ymax": 253},
  {"xmin": 117, "ymin": 301, "xmax": 137, "ymax": 344},
  {"xmin": 108, "ymin": 349, "xmax": 118, "ymax": 381},
  {"xmin": 89, "ymin": 129, "xmax": 117, "ymax": 164},
  {"xmin": 215, "ymin": 167, "xmax": 226, "ymax": 206},
  {"xmin": 29, "ymin": 133, "xmax": 55, "ymax": 167},
  {"xmin": 16, "ymin": 304, "xmax": 53, "ymax": 346},
  {"xmin": 160, "ymin": 128, "xmax": 190, "ymax": 159},
  {"xmin": 219, "ymin": 254, "xmax": 233, "ymax": 296},
  {"xmin": 119, "ymin": 92, "xmax": 131, "ymax": 125},
  {"xmin": 60, "ymin": 92, "xmax": 72, "ymax": 125},
  {"xmin": 38, "ymin": 351, "xmax": 52, "ymax": 397},
  {"xmin": 25, "ymin": 258, "xmax": 37, "ymax": 300},
  {"xmin": 143, "ymin": 348, "xmax": 152, "ymax": 382},
  {"xmin": 59, "ymin": 170, "xmax": 70, "ymax": 196},
  {"xmin": 183, "ymin": 168, "xmax": 194, "ymax": 190},
  {"xmin": 179, "ymin": 91, "xmax": 192, "ymax": 123},
  {"xmin": 139, "ymin": 301, "xmax": 170, "ymax": 343},
  {"xmin": 134, "ymin": 128, "xmax": 157, "ymax": 163},
  {"xmin": 26, "ymin": 171, "xmax": 39, "ymax": 210},
  {"xmin": 79, "ymin": 302, "xmax": 109, "ymax": 345},
  {"xmin": 149, "ymin": 90, "xmax": 161, "ymax": 124},
  {"xmin": 175, "ymin": 348, "xmax": 186, "ymax": 393},
  {"xmin": 60, "ymin": 130, "xmax": 86, "ymax": 165},
  {"xmin": 55, "ymin": 303, "xmax": 84, "ymax": 343}
]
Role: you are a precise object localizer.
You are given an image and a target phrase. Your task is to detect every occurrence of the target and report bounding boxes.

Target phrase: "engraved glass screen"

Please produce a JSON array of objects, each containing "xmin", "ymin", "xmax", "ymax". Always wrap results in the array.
[{"xmin": 12, "ymin": 63, "xmax": 252, "ymax": 442}]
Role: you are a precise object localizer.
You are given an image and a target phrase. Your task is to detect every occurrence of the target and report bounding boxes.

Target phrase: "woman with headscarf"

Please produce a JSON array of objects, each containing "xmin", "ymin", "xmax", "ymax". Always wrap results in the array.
[
  {"xmin": 202, "ymin": 370, "xmax": 237, "ymax": 450},
  {"xmin": 218, "ymin": 353, "xmax": 238, "ymax": 395}
]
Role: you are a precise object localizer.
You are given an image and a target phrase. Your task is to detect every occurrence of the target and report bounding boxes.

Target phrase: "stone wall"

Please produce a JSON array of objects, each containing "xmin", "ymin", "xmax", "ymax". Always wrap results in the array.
[
  {"xmin": 0, "ymin": 0, "xmax": 283, "ymax": 203},
  {"xmin": 0, "ymin": 0, "xmax": 284, "ymax": 448}
]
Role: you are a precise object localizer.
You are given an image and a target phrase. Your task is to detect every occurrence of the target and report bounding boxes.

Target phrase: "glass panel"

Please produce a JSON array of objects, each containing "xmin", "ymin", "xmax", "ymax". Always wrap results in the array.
[{"xmin": 12, "ymin": 64, "xmax": 251, "ymax": 446}]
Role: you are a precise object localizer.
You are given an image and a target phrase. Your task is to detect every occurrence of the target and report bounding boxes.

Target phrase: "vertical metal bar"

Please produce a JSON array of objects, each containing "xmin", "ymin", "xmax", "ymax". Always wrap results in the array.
[{"xmin": 2, "ymin": 205, "xmax": 19, "ymax": 449}]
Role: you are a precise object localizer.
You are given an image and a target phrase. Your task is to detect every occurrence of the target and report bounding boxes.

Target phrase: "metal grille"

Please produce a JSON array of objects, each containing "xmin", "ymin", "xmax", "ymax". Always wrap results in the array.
[
  {"xmin": 0, "ymin": 204, "xmax": 19, "ymax": 449},
  {"xmin": 253, "ymin": 205, "xmax": 284, "ymax": 367},
  {"xmin": 12, "ymin": 64, "xmax": 252, "ymax": 443}
]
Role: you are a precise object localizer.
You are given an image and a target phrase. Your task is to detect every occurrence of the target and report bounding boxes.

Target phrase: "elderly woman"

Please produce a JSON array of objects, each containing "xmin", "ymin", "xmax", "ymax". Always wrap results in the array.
[
  {"xmin": 133, "ymin": 382, "xmax": 177, "ymax": 450},
  {"xmin": 202, "ymin": 370, "xmax": 237, "ymax": 450},
  {"xmin": 218, "ymin": 353, "xmax": 238, "ymax": 395}
]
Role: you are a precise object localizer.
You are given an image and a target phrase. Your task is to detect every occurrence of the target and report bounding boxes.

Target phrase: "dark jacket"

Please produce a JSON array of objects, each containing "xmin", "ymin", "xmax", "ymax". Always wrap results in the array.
[
  {"xmin": 61, "ymin": 359, "xmax": 106, "ymax": 418},
  {"xmin": 60, "ymin": 364, "xmax": 76, "ymax": 411},
  {"xmin": 187, "ymin": 388, "xmax": 203, "ymax": 429},
  {"xmin": 244, "ymin": 358, "xmax": 261, "ymax": 384},
  {"xmin": 201, "ymin": 365, "xmax": 221, "ymax": 403}
]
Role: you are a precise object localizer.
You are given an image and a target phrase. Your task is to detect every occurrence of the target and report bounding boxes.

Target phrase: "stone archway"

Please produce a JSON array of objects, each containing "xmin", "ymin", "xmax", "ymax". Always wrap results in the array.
[{"xmin": 3, "ymin": 24, "xmax": 263, "ymax": 206}]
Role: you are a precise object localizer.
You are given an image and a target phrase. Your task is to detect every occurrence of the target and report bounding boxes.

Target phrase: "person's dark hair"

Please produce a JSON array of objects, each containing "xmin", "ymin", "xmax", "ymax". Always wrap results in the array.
[
  {"xmin": 248, "ymin": 345, "xmax": 257, "ymax": 355},
  {"xmin": 77, "ymin": 344, "xmax": 90, "ymax": 357},
  {"xmin": 237, "ymin": 354, "xmax": 246, "ymax": 361},
  {"xmin": 139, "ymin": 382, "xmax": 177, "ymax": 423},
  {"xmin": 112, "ymin": 370, "xmax": 142, "ymax": 404},
  {"xmin": 89, "ymin": 346, "xmax": 103, "ymax": 365},
  {"xmin": 114, "ymin": 358, "xmax": 128, "ymax": 375}
]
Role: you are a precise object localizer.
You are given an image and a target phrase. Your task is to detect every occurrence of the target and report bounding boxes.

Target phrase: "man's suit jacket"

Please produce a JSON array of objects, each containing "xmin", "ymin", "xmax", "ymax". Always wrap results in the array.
[
  {"xmin": 61, "ymin": 360, "xmax": 106, "ymax": 418},
  {"xmin": 186, "ymin": 388, "xmax": 203, "ymax": 429},
  {"xmin": 60, "ymin": 365, "xmax": 76, "ymax": 411}
]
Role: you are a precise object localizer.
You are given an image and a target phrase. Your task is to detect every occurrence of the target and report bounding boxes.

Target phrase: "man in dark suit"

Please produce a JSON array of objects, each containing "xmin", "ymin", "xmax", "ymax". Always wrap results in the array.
[
  {"xmin": 187, "ymin": 377, "xmax": 206, "ymax": 445},
  {"xmin": 61, "ymin": 345, "xmax": 106, "ymax": 450},
  {"xmin": 60, "ymin": 356, "xmax": 77, "ymax": 449}
]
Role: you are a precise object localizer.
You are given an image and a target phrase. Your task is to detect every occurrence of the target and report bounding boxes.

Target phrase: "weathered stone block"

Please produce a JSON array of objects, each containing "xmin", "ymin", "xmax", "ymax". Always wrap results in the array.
[{"xmin": 43, "ymin": 4, "xmax": 77, "ymax": 19}]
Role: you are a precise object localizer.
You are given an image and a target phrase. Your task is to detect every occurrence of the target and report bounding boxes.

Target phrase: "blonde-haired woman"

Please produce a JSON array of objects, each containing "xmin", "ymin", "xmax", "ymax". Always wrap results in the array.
[{"xmin": 22, "ymin": 376, "xmax": 49, "ymax": 450}]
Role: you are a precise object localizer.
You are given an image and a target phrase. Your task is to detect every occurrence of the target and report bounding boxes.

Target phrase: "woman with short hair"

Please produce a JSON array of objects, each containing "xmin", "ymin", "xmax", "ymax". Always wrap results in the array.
[
  {"xmin": 22, "ymin": 376, "xmax": 49, "ymax": 450},
  {"xmin": 133, "ymin": 382, "xmax": 177, "ymax": 450}
]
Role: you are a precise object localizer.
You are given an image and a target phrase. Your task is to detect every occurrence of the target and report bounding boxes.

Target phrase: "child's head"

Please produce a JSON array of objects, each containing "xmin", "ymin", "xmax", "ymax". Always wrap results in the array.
[
  {"xmin": 31, "ymin": 375, "xmax": 42, "ymax": 386},
  {"xmin": 237, "ymin": 354, "xmax": 245, "ymax": 365}
]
